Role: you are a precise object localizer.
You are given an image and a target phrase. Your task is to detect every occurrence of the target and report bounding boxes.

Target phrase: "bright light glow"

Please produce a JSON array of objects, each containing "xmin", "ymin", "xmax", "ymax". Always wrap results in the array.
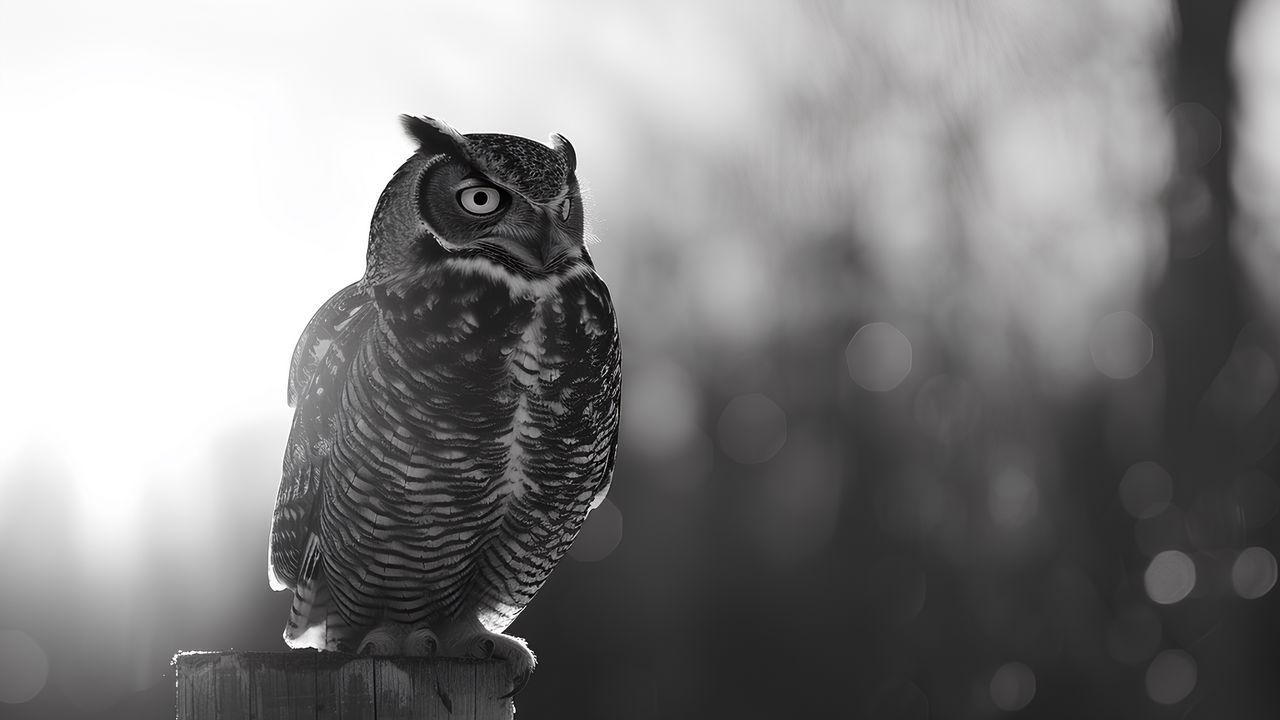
[
  {"xmin": 1090, "ymin": 311, "xmax": 1155, "ymax": 379},
  {"xmin": 1119, "ymin": 461, "xmax": 1173, "ymax": 519},
  {"xmin": 717, "ymin": 393, "xmax": 788, "ymax": 465},
  {"xmin": 941, "ymin": 10, "xmax": 1170, "ymax": 389},
  {"xmin": 1231, "ymin": 546, "xmax": 1278, "ymax": 599},
  {"xmin": 846, "ymin": 322, "xmax": 913, "ymax": 392},
  {"xmin": 1146, "ymin": 649, "xmax": 1196, "ymax": 705},
  {"xmin": 989, "ymin": 662, "xmax": 1036, "ymax": 712},
  {"xmin": 1233, "ymin": 0, "xmax": 1280, "ymax": 330},
  {"xmin": 1144, "ymin": 550, "xmax": 1196, "ymax": 605},
  {"xmin": 0, "ymin": 629, "xmax": 48, "ymax": 704}
]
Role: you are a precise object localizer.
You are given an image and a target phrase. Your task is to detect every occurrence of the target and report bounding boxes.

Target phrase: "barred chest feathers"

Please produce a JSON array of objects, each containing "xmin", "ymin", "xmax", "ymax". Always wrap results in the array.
[
  {"xmin": 329, "ymin": 256, "xmax": 619, "ymax": 630},
  {"xmin": 371, "ymin": 257, "xmax": 615, "ymax": 504}
]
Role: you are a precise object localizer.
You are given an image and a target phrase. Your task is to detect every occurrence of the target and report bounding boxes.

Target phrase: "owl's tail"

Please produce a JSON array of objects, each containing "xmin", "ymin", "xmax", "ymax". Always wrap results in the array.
[
  {"xmin": 284, "ymin": 577, "xmax": 330, "ymax": 650},
  {"xmin": 283, "ymin": 534, "xmax": 330, "ymax": 650}
]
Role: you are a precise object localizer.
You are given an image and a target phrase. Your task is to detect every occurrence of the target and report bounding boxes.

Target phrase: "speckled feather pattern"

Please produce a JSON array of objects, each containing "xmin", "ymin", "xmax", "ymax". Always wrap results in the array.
[{"xmin": 463, "ymin": 133, "xmax": 572, "ymax": 203}]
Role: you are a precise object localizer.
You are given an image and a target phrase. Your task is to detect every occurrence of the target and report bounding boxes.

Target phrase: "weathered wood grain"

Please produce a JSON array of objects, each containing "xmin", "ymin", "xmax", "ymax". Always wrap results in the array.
[{"xmin": 173, "ymin": 652, "xmax": 514, "ymax": 720}]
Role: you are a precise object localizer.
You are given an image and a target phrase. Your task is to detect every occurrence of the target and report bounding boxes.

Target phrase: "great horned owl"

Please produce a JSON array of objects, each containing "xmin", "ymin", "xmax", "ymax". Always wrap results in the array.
[{"xmin": 267, "ymin": 115, "xmax": 621, "ymax": 693}]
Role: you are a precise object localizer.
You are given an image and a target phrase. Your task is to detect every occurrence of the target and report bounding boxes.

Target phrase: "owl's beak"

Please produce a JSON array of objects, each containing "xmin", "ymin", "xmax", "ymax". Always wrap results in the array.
[
  {"xmin": 540, "ymin": 219, "xmax": 579, "ymax": 267},
  {"xmin": 505, "ymin": 240, "xmax": 547, "ymax": 268},
  {"xmin": 506, "ymin": 208, "xmax": 577, "ymax": 269}
]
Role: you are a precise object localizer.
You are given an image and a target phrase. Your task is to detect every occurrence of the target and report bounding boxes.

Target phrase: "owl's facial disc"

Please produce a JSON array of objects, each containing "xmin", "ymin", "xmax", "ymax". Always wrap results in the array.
[{"xmin": 418, "ymin": 160, "xmax": 580, "ymax": 271}]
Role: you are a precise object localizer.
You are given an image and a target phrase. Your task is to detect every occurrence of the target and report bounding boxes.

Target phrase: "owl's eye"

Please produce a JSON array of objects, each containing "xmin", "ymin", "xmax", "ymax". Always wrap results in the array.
[
  {"xmin": 558, "ymin": 197, "xmax": 572, "ymax": 221},
  {"xmin": 457, "ymin": 185, "xmax": 506, "ymax": 216}
]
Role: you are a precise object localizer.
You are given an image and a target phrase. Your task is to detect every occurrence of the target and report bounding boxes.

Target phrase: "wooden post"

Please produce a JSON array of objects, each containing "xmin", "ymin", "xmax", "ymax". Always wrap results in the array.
[{"xmin": 173, "ymin": 651, "xmax": 515, "ymax": 720}]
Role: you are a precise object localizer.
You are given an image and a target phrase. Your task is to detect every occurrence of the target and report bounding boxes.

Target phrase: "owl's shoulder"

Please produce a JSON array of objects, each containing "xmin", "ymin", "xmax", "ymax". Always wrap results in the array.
[{"xmin": 288, "ymin": 282, "xmax": 377, "ymax": 407}]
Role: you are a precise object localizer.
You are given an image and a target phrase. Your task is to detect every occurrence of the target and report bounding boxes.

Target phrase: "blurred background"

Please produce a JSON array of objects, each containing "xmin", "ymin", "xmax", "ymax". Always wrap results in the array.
[{"xmin": 1, "ymin": 0, "xmax": 1278, "ymax": 717}]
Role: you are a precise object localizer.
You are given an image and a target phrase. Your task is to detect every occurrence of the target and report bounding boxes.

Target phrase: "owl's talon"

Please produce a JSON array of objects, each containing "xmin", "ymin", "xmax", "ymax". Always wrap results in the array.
[
  {"xmin": 468, "ymin": 636, "xmax": 497, "ymax": 660},
  {"xmin": 357, "ymin": 625, "xmax": 407, "ymax": 655},
  {"xmin": 498, "ymin": 671, "xmax": 530, "ymax": 699},
  {"xmin": 457, "ymin": 630, "xmax": 535, "ymax": 696},
  {"xmin": 404, "ymin": 627, "xmax": 439, "ymax": 656}
]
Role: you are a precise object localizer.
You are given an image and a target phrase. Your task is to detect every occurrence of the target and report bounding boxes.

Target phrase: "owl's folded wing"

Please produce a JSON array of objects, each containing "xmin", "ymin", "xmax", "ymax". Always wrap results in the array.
[
  {"xmin": 287, "ymin": 282, "xmax": 373, "ymax": 408},
  {"xmin": 268, "ymin": 282, "xmax": 376, "ymax": 591}
]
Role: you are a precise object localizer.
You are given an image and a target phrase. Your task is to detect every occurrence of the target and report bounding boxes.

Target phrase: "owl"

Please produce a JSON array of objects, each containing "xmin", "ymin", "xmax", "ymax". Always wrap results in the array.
[{"xmin": 267, "ymin": 115, "xmax": 621, "ymax": 694}]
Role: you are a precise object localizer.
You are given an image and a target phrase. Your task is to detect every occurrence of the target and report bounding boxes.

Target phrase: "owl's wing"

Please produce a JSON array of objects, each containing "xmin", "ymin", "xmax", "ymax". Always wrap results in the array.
[
  {"xmin": 287, "ymin": 281, "xmax": 373, "ymax": 408},
  {"xmin": 268, "ymin": 281, "xmax": 375, "ymax": 591},
  {"xmin": 585, "ymin": 314, "xmax": 623, "ymax": 512}
]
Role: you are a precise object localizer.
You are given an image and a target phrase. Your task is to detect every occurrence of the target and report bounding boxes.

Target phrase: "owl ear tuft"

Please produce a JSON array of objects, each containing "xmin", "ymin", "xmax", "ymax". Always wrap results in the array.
[
  {"xmin": 551, "ymin": 133, "xmax": 576, "ymax": 174},
  {"xmin": 400, "ymin": 115, "xmax": 468, "ymax": 156}
]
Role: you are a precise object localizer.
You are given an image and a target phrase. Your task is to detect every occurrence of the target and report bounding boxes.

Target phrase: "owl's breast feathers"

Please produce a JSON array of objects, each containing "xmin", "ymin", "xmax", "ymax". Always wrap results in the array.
[{"xmin": 269, "ymin": 257, "xmax": 620, "ymax": 632}]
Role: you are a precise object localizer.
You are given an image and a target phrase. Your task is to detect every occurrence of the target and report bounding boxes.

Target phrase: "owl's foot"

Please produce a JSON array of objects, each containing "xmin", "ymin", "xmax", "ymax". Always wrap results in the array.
[
  {"xmin": 403, "ymin": 626, "xmax": 439, "ymax": 656},
  {"xmin": 354, "ymin": 623, "xmax": 439, "ymax": 656},
  {"xmin": 356, "ymin": 623, "xmax": 409, "ymax": 655},
  {"xmin": 463, "ymin": 631, "xmax": 536, "ymax": 698}
]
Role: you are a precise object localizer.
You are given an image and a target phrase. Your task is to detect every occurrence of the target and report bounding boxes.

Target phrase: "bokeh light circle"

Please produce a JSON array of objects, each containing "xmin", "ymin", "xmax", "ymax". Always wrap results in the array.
[
  {"xmin": 1145, "ymin": 650, "xmax": 1196, "ymax": 705},
  {"xmin": 1090, "ymin": 311, "xmax": 1154, "ymax": 380},
  {"xmin": 1119, "ymin": 461, "xmax": 1173, "ymax": 519},
  {"xmin": 0, "ymin": 629, "xmax": 49, "ymax": 704},
  {"xmin": 846, "ymin": 322, "xmax": 913, "ymax": 391},
  {"xmin": 989, "ymin": 662, "xmax": 1036, "ymax": 712},
  {"xmin": 568, "ymin": 498, "xmax": 624, "ymax": 563},
  {"xmin": 1144, "ymin": 550, "xmax": 1196, "ymax": 604},
  {"xmin": 1231, "ymin": 546, "xmax": 1278, "ymax": 599},
  {"xmin": 717, "ymin": 393, "xmax": 788, "ymax": 464}
]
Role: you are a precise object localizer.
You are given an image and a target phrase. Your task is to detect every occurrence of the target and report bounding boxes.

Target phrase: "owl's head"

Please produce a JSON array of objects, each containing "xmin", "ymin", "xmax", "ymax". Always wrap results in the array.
[{"xmin": 364, "ymin": 115, "xmax": 585, "ymax": 290}]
